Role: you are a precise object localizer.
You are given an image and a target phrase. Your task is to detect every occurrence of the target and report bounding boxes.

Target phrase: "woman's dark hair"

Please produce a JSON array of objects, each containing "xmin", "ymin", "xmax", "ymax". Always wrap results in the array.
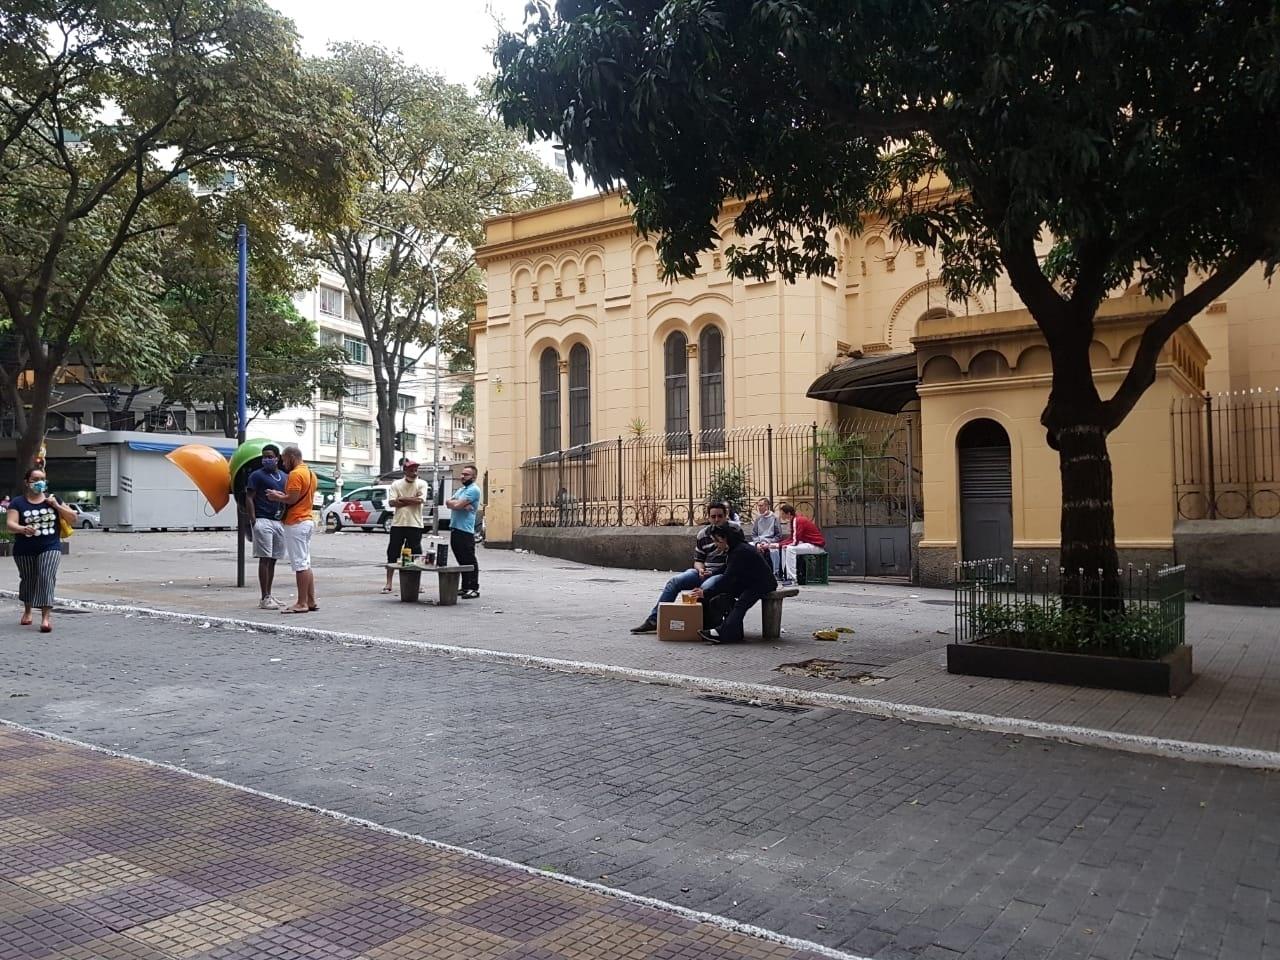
[
  {"xmin": 712, "ymin": 524, "xmax": 746, "ymax": 549},
  {"xmin": 23, "ymin": 467, "xmax": 42, "ymax": 482},
  {"xmin": 777, "ymin": 502, "xmax": 797, "ymax": 517}
]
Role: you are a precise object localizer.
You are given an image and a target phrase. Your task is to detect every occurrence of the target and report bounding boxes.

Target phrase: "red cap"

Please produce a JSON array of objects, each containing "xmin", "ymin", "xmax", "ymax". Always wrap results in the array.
[{"xmin": 403, "ymin": 461, "xmax": 420, "ymax": 470}]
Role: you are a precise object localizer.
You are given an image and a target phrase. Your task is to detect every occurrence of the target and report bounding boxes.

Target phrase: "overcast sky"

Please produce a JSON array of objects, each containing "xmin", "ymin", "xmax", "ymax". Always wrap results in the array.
[{"xmin": 270, "ymin": 0, "xmax": 594, "ymax": 195}]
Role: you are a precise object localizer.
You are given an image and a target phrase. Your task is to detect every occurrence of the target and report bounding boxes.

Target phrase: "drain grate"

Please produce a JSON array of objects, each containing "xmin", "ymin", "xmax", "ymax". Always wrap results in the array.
[
  {"xmin": 585, "ymin": 578, "xmax": 626, "ymax": 584},
  {"xmin": 698, "ymin": 694, "xmax": 812, "ymax": 715},
  {"xmin": 919, "ymin": 599, "xmax": 954, "ymax": 606}
]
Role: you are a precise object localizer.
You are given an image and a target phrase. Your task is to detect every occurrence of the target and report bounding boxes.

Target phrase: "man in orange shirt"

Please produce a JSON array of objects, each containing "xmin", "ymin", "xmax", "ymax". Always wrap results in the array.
[{"xmin": 267, "ymin": 444, "xmax": 318, "ymax": 614}]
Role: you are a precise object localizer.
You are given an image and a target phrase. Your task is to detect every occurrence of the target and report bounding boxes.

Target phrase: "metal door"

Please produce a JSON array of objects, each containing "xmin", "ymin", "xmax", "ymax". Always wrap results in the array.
[{"xmin": 959, "ymin": 420, "xmax": 1013, "ymax": 563}]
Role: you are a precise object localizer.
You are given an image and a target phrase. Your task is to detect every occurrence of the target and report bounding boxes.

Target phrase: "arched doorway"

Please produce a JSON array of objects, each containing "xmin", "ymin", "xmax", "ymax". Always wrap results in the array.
[{"xmin": 958, "ymin": 419, "xmax": 1013, "ymax": 562}]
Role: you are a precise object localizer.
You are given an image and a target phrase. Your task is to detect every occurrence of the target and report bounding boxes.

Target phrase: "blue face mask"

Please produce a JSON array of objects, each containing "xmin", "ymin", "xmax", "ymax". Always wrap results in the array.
[
  {"xmin": 262, "ymin": 457, "xmax": 278, "ymax": 470},
  {"xmin": 30, "ymin": 479, "xmax": 47, "ymax": 493}
]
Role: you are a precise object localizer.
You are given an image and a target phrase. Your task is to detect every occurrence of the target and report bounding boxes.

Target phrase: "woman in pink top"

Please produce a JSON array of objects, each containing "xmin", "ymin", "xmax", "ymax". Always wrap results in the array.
[{"xmin": 774, "ymin": 502, "xmax": 826, "ymax": 584}]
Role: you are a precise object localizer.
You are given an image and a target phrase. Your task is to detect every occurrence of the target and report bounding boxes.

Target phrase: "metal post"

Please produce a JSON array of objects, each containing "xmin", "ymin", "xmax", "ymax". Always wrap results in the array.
[
  {"xmin": 687, "ymin": 429, "xmax": 694, "ymax": 524},
  {"xmin": 616, "ymin": 436, "xmax": 623, "ymax": 526},
  {"xmin": 766, "ymin": 424, "xmax": 775, "ymax": 504},
  {"xmin": 235, "ymin": 224, "xmax": 248, "ymax": 588},
  {"xmin": 334, "ymin": 391, "xmax": 345, "ymax": 504},
  {"xmin": 811, "ymin": 422, "xmax": 820, "ymax": 527},
  {"xmin": 1204, "ymin": 392, "xmax": 1217, "ymax": 520},
  {"xmin": 429, "ymin": 268, "xmax": 443, "ymax": 538}
]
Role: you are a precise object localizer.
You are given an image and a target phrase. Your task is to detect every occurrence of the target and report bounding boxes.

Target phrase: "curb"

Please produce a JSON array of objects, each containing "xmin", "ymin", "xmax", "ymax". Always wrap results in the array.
[
  {"xmin": 9, "ymin": 590, "xmax": 1280, "ymax": 772},
  {"xmin": 0, "ymin": 718, "xmax": 869, "ymax": 960}
]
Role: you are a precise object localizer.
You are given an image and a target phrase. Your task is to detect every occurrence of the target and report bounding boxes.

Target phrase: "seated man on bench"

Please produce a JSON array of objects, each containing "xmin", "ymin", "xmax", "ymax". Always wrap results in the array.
[
  {"xmin": 690, "ymin": 524, "xmax": 777, "ymax": 644},
  {"xmin": 631, "ymin": 500, "xmax": 737, "ymax": 634}
]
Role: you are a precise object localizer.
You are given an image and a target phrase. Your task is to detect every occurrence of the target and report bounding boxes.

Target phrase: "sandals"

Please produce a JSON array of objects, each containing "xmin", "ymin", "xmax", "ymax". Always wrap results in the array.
[
  {"xmin": 381, "ymin": 586, "xmax": 393, "ymax": 594},
  {"xmin": 280, "ymin": 607, "xmax": 308, "ymax": 615}
]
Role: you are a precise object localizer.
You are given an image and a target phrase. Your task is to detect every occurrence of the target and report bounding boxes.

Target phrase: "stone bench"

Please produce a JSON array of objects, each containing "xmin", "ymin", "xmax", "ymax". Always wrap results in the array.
[
  {"xmin": 760, "ymin": 587, "xmax": 800, "ymax": 640},
  {"xmin": 384, "ymin": 563, "xmax": 475, "ymax": 606}
]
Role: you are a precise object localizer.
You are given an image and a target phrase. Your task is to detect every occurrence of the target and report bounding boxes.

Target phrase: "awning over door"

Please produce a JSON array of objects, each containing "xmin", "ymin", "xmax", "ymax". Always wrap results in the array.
[{"xmin": 805, "ymin": 351, "xmax": 919, "ymax": 413}]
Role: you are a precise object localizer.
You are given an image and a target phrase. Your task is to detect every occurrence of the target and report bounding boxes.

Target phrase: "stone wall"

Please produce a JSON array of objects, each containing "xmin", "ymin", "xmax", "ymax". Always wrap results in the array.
[
  {"xmin": 514, "ymin": 526, "xmax": 697, "ymax": 572},
  {"xmin": 1175, "ymin": 519, "xmax": 1280, "ymax": 606}
]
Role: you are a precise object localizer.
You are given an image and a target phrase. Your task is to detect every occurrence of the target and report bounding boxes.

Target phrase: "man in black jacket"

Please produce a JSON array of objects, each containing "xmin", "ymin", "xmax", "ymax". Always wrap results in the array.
[{"xmin": 691, "ymin": 524, "xmax": 777, "ymax": 644}]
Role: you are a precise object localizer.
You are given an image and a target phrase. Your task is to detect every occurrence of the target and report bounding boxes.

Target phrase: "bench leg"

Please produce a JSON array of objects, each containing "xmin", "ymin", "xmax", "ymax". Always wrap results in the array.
[
  {"xmin": 761, "ymin": 598, "xmax": 783, "ymax": 640},
  {"xmin": 398, "ymin": 570, "xmax": 422, "ymax": 603},
  {"xmin": 437, "ymin": 572, "xmax": 461, "ymax": 606}
]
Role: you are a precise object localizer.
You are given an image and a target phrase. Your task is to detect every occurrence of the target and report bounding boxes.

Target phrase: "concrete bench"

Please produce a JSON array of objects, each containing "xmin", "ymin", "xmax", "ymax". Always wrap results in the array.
[
  {"xmin": 384, "ymin": 563, "xmax": 475, "ymax": 606},
  {"xmin": 761, "ymin": 587, "xmax": 800, "ymax": 640}
]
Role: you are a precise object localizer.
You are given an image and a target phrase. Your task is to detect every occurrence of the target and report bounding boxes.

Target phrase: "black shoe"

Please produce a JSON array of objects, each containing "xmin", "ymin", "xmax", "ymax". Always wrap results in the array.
[
  {"xmin": 631, "ymin": 618, "xmax": 657, "ymax": 634},
  {"xmin": 459, "ymin": 589, "xmax": 480, "ymax": 599}
]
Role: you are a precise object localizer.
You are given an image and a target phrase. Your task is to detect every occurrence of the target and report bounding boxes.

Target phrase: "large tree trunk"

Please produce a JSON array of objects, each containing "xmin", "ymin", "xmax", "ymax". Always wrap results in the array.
[
  {"xmin": 376, "ymin": 404, "xmax": 397, "ymax": 474},
  {"xmin": 14, "ymin": 365, "xmax": 54, "ymax": 477},
  {"xmin": 1043, "ymin": 337, "xmax": 1122, "ymax": 606}
]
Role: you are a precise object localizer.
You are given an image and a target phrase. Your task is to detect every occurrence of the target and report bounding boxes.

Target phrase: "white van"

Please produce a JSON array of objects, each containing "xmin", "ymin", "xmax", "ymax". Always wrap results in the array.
[{"xmin": 321, "ymin": 475, "xmax": 458, "ymax": 532}]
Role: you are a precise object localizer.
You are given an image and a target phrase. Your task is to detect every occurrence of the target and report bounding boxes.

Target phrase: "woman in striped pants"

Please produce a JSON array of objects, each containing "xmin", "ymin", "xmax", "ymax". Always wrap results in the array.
[{"xmin": 7, "ymin": 468, "xmax": 76, "ymax": 633}]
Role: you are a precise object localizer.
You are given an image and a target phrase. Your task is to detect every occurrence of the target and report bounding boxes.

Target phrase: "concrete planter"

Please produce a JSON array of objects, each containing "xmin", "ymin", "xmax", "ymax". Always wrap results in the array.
[{"xmin": 947, "ymin": 641, "xmax": 1194, "ymax": 696}]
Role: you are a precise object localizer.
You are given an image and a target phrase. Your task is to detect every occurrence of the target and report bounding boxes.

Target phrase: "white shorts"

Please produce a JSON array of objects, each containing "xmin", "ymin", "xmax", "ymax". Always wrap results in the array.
[
  {"xmin": 284, "ymin": 520, "xmax": 315, "ymax": 572},
  {"xmin": 252, "ymin": 518, "xmax": 286, "ymax": 560}
]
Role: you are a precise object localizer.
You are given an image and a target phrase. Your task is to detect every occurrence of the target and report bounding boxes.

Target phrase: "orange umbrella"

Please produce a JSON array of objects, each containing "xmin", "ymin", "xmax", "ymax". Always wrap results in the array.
[{"xmin": 165, "ymin": 444, "xmax": 232, "ymax": 512}]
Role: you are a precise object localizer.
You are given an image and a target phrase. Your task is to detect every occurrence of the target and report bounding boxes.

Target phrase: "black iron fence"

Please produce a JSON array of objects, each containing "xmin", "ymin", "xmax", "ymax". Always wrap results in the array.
[
  {"xmin": 953, "ymin": 559, "xmax": 1187, "ymax": 660},
  {"xmin": 1173, "ymin": 390, "xmax": 1280, "ymax": 520},
  {"xmin": 520, "ymin": 419, "xmax": 922, "ymax": 529}
]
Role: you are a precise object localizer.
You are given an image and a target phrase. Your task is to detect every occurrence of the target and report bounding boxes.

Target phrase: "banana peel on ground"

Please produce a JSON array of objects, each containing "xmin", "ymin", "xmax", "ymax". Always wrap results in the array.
[{"xmin": 812, "ymin": 627, "xmax": 855, "ymax": 641}]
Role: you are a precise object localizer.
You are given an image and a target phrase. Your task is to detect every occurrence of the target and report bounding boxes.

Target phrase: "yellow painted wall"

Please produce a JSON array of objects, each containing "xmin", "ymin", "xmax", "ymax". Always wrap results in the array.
[{"xmin": 475, "ymin": 193, "xmax": 1278, "ymax": 547}]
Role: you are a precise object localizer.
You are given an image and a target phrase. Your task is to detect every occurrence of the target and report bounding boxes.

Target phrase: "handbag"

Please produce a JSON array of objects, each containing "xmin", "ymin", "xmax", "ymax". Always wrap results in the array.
[{"xmin": 58, "ymin": 515, "xmax": 74, "ymax": 539}]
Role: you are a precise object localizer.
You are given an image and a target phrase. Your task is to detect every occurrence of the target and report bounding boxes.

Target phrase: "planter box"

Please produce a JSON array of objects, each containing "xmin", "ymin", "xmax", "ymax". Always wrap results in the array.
[{"xmin": 947, "ymin": 641, "xmax": 1194, "ymax": 696}]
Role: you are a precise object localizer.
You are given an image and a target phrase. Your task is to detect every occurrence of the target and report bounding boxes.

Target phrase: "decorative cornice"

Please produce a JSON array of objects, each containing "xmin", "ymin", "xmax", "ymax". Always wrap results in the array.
[
  {"xmin": 477, "ymin": 220, "xmax": 636, "ymax": 267},
  {"xmin": 645, "ymin": 291, "xmax": 734, "ymax": 319}
]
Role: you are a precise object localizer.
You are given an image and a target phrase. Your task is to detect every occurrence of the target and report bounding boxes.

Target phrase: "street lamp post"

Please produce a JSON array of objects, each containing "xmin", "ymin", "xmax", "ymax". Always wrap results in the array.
[{"xmin": 356, "ymin": 218, "xmax": 444, "ymax": 537}]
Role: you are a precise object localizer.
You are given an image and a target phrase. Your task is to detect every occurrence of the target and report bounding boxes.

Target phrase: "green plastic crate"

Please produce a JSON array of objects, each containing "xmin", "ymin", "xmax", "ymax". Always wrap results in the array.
[{"xmin": 796, "ymin": 551, "xmax": 829, "ymax": 585}]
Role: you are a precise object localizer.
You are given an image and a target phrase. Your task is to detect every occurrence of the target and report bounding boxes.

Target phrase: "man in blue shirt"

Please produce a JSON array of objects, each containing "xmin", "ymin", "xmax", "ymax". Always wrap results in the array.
[
  {"xmin": 445, "ymin": 464, "xmax": 483, "ymax": 599},
  {"xmin": 245, "ymin": 444, "xmax": 287, "ymax": 609}
]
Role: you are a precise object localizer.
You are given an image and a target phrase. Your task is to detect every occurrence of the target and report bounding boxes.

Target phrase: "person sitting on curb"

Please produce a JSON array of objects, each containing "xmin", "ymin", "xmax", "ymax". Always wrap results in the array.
[
  {"xmin": 749, "ymin": 496, "xmax": 784, "ymax": 576},
  {"xmin": 691, "ymin": 524, "xmax": 777, "ymax": 644},
  {"xmin": 631, "ymin": 500, "xmax": 737, "ymax": 634},
  {"xmin": 769, "ymin": 501, "xmax": 826, "ymax": 585}
]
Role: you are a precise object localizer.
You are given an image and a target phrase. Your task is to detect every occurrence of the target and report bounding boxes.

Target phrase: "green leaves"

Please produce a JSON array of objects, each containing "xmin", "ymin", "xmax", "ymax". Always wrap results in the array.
[{"xmin": 493, "ymin": 0, "xmax": 1280, "ymax": 307}]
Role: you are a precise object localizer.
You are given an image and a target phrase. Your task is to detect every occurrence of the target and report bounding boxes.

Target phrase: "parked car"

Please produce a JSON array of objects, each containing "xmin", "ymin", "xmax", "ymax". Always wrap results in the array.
[
  {"xmin": 321, "ymin": 479, "xmax": 456, "ymax": 533},
  {"xmin": 66, "ymin": 502, "xmax": 101, "ymax": 529}
]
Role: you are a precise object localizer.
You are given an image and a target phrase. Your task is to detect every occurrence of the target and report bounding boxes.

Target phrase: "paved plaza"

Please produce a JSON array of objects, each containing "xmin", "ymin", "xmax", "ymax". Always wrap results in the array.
[
  {"xmin": 0, "ymin": 725, "xmax": 829, "ymax": 960},
  {"xmin": 36, "ymin": 530, "xmax": 1280, "ymax": 758},
  {"xmin": 2, "ymin": 585, "xmax": 1280, "ymax": 958}
]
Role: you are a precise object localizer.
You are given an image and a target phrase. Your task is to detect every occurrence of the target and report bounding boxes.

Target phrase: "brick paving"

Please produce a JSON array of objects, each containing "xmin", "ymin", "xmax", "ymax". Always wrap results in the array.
[
  {"xmin": 0, "ymin": 725, "xmax": 833, "ymax": 960},
  {"xmin": 43, "ymin": 532, "xmax": 1280, "ymax": 754},
  {"xmin": 3, "ymin": 609, "xmax": 1280, "ymax": 958}
]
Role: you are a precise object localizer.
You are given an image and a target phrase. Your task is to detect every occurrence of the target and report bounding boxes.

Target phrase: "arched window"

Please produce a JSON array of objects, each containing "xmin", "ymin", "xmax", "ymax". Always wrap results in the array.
[
  {"xmin": 539, "ymin": 348, "xmax": 560, "ymax": 454},
  {"xmin": 698, "ymin": 325, "xmax": 725, "ymax": 451},
  {"xmin": 664, "ymin": 331, "xmax": 689, "ymax": 449},
  {"xmin": 568, "ymin": 343, "xmax": 591, "ymax": 447}
]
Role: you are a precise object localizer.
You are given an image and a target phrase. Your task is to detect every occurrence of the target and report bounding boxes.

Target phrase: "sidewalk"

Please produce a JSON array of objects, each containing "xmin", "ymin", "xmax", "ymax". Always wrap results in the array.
[
  {"xmin": 45, "ymin": 530, "xmax": 1280, "ymax": 759},
  {"xmin": 0, "ymin": 724, "xmax": 836, "ymax": 960}
]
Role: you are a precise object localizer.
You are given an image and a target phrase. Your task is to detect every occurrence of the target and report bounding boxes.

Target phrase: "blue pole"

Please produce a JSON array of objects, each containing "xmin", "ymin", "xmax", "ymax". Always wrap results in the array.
[
  {"xmin": 236, "ymin": 223, "xmax": 248, "ymax": 443},
  {"xmin": 235, "ymin": 223, "xmax": 248, "ymax": 589}
]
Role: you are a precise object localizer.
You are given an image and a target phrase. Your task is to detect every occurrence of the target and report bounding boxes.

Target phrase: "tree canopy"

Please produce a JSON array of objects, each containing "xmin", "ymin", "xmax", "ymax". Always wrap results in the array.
[
  {"xmin": 0, "ymin": 0, "xmax": 364, "ymax": 470},
  {"xmin": 314, "ymin": 42, "xmax": 570, "ymax": 471},
  {"xmin": 494, "ymin": 1, "xmax": 1280, "ymax": 586}
]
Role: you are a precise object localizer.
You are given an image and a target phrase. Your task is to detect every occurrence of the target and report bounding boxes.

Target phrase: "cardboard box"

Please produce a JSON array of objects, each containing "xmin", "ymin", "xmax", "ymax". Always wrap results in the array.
[{"xmin": 657, "ymin": 601, "xmax": 703, "ymax": 641}]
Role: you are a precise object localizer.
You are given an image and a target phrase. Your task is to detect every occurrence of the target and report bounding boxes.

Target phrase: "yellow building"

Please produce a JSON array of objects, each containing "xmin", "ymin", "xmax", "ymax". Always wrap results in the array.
[{"xmin": 474, "ymin": 192, "xmax": 1280, "ymax": 596}]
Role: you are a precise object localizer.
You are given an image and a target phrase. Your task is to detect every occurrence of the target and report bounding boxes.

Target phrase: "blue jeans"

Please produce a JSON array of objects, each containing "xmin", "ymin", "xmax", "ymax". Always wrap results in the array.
[{"xmin": 650, "ymin": 569, "xmax": 722, "ymax": 620}]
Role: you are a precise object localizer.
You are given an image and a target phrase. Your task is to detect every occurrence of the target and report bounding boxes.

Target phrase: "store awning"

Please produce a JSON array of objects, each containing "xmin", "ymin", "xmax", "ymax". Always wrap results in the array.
[{"xmin": 805, "ymin": 351, "xmax": 919, "ymax": 413}]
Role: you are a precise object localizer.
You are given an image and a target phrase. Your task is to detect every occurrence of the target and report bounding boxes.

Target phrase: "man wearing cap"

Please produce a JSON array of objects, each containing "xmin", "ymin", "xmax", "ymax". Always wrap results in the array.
[{"xmin": 383, "ymin": 461, "xmax": 430, "ymax": 593}]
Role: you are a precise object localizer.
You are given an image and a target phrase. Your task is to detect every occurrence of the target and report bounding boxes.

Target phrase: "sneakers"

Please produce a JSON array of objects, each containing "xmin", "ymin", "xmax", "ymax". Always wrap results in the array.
[
  {"xmin": 630, "ymin": 617, "xmax": 657, "ymax": 634},
  {"xmin": 258, "ymin": 596, "xmax": 278, "ymax": 610},
  {"xmin": 459, "ymin": 589, "xmax": 480, "ymax": 600}
]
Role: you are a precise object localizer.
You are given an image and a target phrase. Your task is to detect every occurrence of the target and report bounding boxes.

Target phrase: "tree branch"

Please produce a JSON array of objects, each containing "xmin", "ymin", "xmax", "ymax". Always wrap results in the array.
[{"xmin": 1103, "ymin": 247, "xmax": 1263, "ymax": 430}]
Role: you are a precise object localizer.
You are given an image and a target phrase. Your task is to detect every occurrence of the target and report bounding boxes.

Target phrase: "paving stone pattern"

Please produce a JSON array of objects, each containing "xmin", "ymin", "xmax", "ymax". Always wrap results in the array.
[
  {"xmin": 0, "ymin": 727, "xmax": 827, "ymax": 960},
  {"xmin": 47, "ymin": 532, "xmax": 1280, "ymax": 752},
  {"xmin": 3, "ymin": 609, "xmax": 1280, "ymax": 958}
]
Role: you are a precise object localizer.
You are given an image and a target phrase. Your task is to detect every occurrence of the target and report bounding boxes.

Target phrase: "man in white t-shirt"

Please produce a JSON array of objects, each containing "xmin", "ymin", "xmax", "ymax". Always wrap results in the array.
[{"xmin": 382, "ymin": 461, "xmax": 430, "ymax": 592}]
